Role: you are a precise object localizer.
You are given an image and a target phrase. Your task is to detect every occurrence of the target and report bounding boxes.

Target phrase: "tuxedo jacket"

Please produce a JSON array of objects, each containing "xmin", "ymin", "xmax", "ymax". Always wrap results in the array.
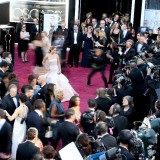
[
  {"xmin": 0, "ymin": 121, "xmax": 12, "ymax": 154},
  {"xmin": 16, "ymin": 23, "xmax": 23, "ymax": 39},
  {"xmin": 121, "ymin": 47, "xmax": 135, "ymax": 63},
  {"xmin": 36, "ymin": 84, "xmax": 47, "ymax": 102},
  {"xmin": 0, "ymin": 69, "xmax": 5, "ymax": 79},
  {"xmin": 100, "ymin": 134, "xmax": 117, "ymax": 150},
  {"xmin": 16, "ymin": 141, "xmax": 40, "ymax": 160},
  {"xmin": 58, "ymin": 121, "xmax": 80, "ymax": 147},
  {"xmin": 55, "ymin": 28, "xmax": 69, "ymax": 46},
  {"xmin": 134, "ymin": 41, "xmax": 149, "ymax": 55},
  {"xmin": 1, "ymin": 94, "xmax": 19, "ymax": 116},
  {"xmin": 26, "ymin": 111, "xmax": 48, "ymax": 140},
  {"xmin": 68, "ymin": 31, "xmax": 83, "ymax": 48},
  {"xmin": 120, "ymin": 30, "xmax": 132, "ymax": 43},
  {"xmin": 30, "ymin": 24, "xmax": 38, "ymax": 41},
  {"xmin": 100, "ymin": 27, "xmax": 111, "ymax": 45},
  {"xmin": 119, "ymin": 146, "xmax": 135, "ymax": 160}
]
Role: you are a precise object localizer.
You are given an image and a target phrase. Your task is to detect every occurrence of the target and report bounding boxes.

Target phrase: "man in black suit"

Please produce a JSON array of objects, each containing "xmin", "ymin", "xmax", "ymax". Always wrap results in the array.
[
  {"xmin": 30, "ymin": 18, "xmax": 39, "ymax": 41},
  {"xmin": 127, "ymin": 61, "xmax": 148, "ymax": 120},
  {"xmin": 95, "ymin": 88, "xmax": 113, "ymax": 115},
  {"xmin": 120, "ymin": 24, "xmax": 132, "ymax": 43},
  {"xmin": 55, "ymin": 22, "xmax": 69, "ymax": 63},
  {"xmin": 16, "ymin": 16, "xmax": 24, "ymax": 58},
  {"xmin": 0, "ymin": 109, "xmax": 12, "ymax": 159},
  {"xmin": 0, "ymin": 60, "xmax": 9, "ymax": 78},
  {"xmin": 109, "ymin": 103, "xmax": 128, "ymax": 137},
  {"xmin": 16, "ymin": 127, "xmax": 40, "ymax": 160},
  {"xmin": 58, "ymin": 108, "xmax": 80, "ymax": 147},
  {"xmin": 135, "ymin": 34, "xmax": 149, "ymax": 55},
  {"xmin": 36, "ymin": 75, "xmax": 47, "ymax": 102},
  {"xmin": 21, "ymin": 84, "xmax": 36, "ymax": 112},
  {"xmin": 92, "ymin": 18, "xmax": 99, "ymax": 31},
  {"xmin": 118, "ymin": 39, "xmax": 135, "ymax": 68},
  {"xmin": 26, "ymin": 99, "xmax": 48, "ymax": 144},
  {"xmin": 1, "ymin": 84, "xmax": 19, "ymax": 126},
  {"xmin": 99, "ymin": 20, "xmax": 111, "ymax": 47},
  {"xmin": 118, "ymin": 130, "xmax": 135, "ymax": 160},
  {"xmin": 68, "ymin": 24, "xmax": 82, "ymax": 67},
  {"xmin": 97, "ymin": 122, "xmax": 117, "ymax": 150}
]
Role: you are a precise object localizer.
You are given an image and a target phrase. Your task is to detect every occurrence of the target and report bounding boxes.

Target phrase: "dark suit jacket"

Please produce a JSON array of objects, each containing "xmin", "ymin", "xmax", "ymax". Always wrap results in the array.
[
  {"xmin": 113, "ymin": 115, "xmax": 128, "ymax": 137},
  {"xmin": 0, "ymin": 69, "xmax": 5, "ymax": 79},
  {"xmin": 100, "ymin": 134, "xmax": 117, "ymax": 150},
  {"xmin": 68, "ymin": 31, "xmax": 83, "ymax": 48},
  {"xmin": 120, "ymin": 30, "xmax": 132, "ymax": 43},
  {"xmin": 100, "ymin": 27, "xmax": 111, "ymax": 45},
  {"xmin": 16, "ymin": 141, "xmax": 40, "ymax": 160},
  {"xmin": 1, "ymin": 94, "xmax": 19, "ymax": 116},
  {"xmin": 134, "ymin": 41, "xmax": 149, "ymax": 55},
  {"xmin": 30, "ymin": 24, "xmax": 38, "ymax": 41},
  {"xmin": 121, "ymin": 47, "xmax": 135, "ymax": 63},
  {"xmin": 16, "ymin": 23, "xmax": 23, "ymax": 40},
  {"xmin": 0, "ymin": 121, "xmax": 12, "ymax": 154},
  {"xmin": 36, "ymin": 84, "xmax": 47, "ymax": 102},
  {"xmin": 26, "ymin": 111, "xmax": 48, "ymax": 140},
  {"xmin": 58, "ymin": 121, "xmax": 80, "ymax": 147},
  {"xmin": 119, "ymin": 146, "xmax": 135, "ymax": 160},
  {"xmin": 128, "ymin": 68, "xmax": 146, "ymax": 94}
]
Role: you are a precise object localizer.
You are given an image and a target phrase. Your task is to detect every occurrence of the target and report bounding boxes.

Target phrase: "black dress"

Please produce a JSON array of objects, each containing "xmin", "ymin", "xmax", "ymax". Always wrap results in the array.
[
  {"xmin": 20, "ymin": 32, "xmax": 29, "ymax": 52},
  {"xmin": 111, "ymin": 31, "xmax": 120, "ymax": 44},
  {"xmin": 81, "ymin": 34, "xmax": 93, "ymax": 68}
]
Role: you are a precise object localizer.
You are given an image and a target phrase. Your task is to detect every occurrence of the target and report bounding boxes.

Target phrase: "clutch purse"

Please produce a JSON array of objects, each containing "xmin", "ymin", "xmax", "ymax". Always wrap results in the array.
[{"xmin": 45, "ymin": 126, "xmax": 53, "ymax": 138}]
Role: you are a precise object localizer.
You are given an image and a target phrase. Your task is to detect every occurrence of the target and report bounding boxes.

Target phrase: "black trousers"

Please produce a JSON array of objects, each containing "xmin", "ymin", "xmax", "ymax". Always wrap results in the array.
[
  {"xmin": 109, "ymin": 63, "xmax": 119, "ymax": 83},
  {"xmin": 87, "ymin": 67, "xmax": 108, "ymax": 88},
  {"xmin": 68, "ymin": 44, "xmax": 80, "ymax": 66}
]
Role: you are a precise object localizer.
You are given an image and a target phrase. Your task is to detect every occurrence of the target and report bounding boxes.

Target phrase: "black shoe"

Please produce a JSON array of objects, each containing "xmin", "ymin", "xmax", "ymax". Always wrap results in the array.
[
  {"xmin": 25, "ymin": 60, "xmax": 28, "ymax": 63},
  {"xmin": 87, "ymin": 84, "xmax": 91, "ymax": 86}
]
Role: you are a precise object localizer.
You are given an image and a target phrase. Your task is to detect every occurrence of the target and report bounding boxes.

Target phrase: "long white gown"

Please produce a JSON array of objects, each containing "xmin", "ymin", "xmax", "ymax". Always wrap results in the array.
[
  {"xmin": 45, "ymin": 59, "xmax": 78, "ymax": 102},
  {"xmin": 11, "ymin": 106, "xmax": 28, "ymax": 159}
]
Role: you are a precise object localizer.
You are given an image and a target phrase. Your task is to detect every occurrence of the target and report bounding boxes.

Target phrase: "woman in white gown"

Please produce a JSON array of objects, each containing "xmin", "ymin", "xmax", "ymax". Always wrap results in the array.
[
  {"xmin": 5, "ymin": 93, "xmax": 28, "ymax": 159},
  {"xmin": 42, "ymin": 46, "xmax": 78, "ymax": 102}
]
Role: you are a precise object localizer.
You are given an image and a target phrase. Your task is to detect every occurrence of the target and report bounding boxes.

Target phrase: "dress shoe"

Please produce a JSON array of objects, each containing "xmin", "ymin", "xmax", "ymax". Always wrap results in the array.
[{"xmin": 25, "ymin": 60, "xmax": 28, "ymax": 63}]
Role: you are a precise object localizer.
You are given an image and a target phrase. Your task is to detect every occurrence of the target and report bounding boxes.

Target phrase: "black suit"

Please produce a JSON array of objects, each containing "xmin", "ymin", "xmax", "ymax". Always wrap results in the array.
[
  {"xmin": 30, "ymin": 24, "xmax": 38, "ymax": 41},
  {"xmin": 96, "ymin": 97, "xmax": 113, "ymax": 115},
  {"xmin": 16, "ymin": 23, "xmax": 23, "ymax": 57},
  {"xmin": 100, "ymin": 27, "xmax": 111, "ymax": 46},
  {"xmin": 0, "ymin": 121, "xmax": 12, "ymax": 154},
  {"xmin": 55, "ymin": 28, "xmax": 69, "ymax": 60},
  {"xmin": 119, "ymin": 146, "xmax": 135, "ymax": 160},
  {"xmin": 113, "ymin": 115, "xmax": 128, "ymax": 137},
  {"xmin": 16, "ymin": 141, "xmax": 40, "ymax": 160},
  {"xmin": 68, "ymin": 31, "xmax": 82, "ymax": 67},
  {"xmin": 58, "ymin": 121, "xmax": 80, "ymax": 147},
  {"xmin": 100, "ymin": 134, "xmax": 117, "ymax": 150},
  {"xmin": 36, "ymin": 84, "xmax": 47, "ymax": 102},
  {"xmin": 120, "ymin": 30, "xmax": 132, "ymax": 43},
  {"xmin": 0, "ymin": 69, "xmax": 5, "ymax": 79},
  {"xmin": 1, "ymin": 94, "xmax": 19, "ymax": 126},
  {"xmin": 26, "ymin": 111, "xmax": 48, "ymax": 143}
]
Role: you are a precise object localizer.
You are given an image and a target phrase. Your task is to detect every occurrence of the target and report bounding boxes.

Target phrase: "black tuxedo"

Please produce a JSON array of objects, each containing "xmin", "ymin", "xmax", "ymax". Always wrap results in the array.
[
  {"xmin": 0, "ymin": 69, "xmax": 5, "ymax": 78},
  {"xmin": 58, "ymin": 121, "xmax": 80, "ymax": 147},
  {"xmin": 16, "ymin": 141, "xmax": 40, "ymax": 160},
  {"xmin": 26, "ymin": 111, "xmax": 48, "ymax": 142},
  {"xmin": 134, "ymin": 41, "xmax": 149, "ymax": 55},
  {"xmin": 96, "ymin": 97, "xmax": 113, "ymax": 115},
  {"xmin": 100, "ymin": 134, "xmax": 117, "ymax": 150},
  {"xmin": 120, "ymin": 47, "xmax": 135, "ymax": 66},
  {"xmin": 68, "ymin": 31, "xmax": 83, "ymax": 67},
  {"xmin": 1, "ymin": 94, "xmax": 19, "ymax": 126},
  {"xmin": 120, "ymin": 30, "xmax": 132, "ymax": 43},
  {"xmin": 0, "ymin": 121, "xmax": 12, "ymax": 154},
  {"xmin": 100, "ymin": 27, "xmax": 111, "ymax": 46},
  {"xmin": 30, "ymin": 24, "xmax": 39, "ymax": 41},
  {"xmin": 55, "ymin": 28, "xmax": 69, "ymax": 60},
  {"xmin": 36, "ymin": 84, "xmax": 47, "ymax": 102},
  {"xmin": 119, "ymin": 146, "xmax": 135, "ymax": 160},
  {"xmin": 16, "ymin": 23, "xmax": 23, "ymax": 57}
]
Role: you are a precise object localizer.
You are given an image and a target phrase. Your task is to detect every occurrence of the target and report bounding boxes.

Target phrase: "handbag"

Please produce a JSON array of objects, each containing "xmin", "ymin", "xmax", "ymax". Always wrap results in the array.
[{"xmin": 45, "ymin": 126, "xmax": 53, "ymax": 138}]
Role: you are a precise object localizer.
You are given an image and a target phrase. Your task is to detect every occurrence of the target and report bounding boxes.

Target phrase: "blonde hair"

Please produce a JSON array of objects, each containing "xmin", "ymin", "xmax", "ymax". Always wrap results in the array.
[
  {"xmin": 50, "ymin": 46, "xmax": 57, "ymax": 51},
  {"xmin": 99, "ymin": 30, "xmax": 106, "ymax": 39},
  {"xmin": 54, "ymin": 88, "xmax": 63, "ymax": 98}
]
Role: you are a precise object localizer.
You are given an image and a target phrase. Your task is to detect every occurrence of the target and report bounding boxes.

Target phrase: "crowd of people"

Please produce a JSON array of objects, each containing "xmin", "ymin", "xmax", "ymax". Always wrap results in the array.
[{"xmin": 0, "ymin": 10, "xmax": 160, "ymax": 160}]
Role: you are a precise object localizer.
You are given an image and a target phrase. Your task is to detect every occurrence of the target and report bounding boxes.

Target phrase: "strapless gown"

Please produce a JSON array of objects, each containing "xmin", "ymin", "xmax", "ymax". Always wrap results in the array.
[{"xmin": 45, "ymin": 59, "xmax": 78, "ymax": 102}]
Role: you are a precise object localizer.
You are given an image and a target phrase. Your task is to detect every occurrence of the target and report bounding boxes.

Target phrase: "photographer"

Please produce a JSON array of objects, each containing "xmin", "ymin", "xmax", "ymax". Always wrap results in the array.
[
  {"xmin": 118, "ymin": 39, "xmax": 135, "ymax": 68},
  {"xmin": 118, "ymin": 129, "xmax": 135, "ymax": 160},
  {"xmin": 87, "ymin": 49, "xmax": 108, "ymax": 88},
  {"xmin": 145, "ymin": 67, "xmax": 160, "ymax": 113},
  {"xmin": 81, "ymin": 98, "xmax": 97, "ymax": 134},
  {"xmin": 96, "ymin": 122, "xmax": 117, "ymax": 150}
]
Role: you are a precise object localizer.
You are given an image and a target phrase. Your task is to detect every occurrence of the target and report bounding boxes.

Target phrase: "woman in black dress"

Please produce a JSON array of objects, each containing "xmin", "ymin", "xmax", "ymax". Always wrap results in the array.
[
  {"xmin": 20, "ymin": 24, "xmax": 30, "ymax": 62},
  {"xmin": 110, "ymin": 23, "xmax": 120, "ymax": 44}
]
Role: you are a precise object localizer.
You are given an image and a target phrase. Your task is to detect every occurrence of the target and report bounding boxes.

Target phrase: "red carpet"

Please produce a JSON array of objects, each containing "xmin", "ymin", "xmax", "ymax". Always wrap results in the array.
[{"xmin": 14, "ymin": 45, "xmax": 111, "ymax": 112}]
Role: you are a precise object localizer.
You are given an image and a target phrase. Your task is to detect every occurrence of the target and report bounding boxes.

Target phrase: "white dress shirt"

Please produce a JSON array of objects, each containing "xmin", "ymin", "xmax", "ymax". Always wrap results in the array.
[{"xmin": 74, "ymin": 32, "xmax": 78, "ymax": 44}]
